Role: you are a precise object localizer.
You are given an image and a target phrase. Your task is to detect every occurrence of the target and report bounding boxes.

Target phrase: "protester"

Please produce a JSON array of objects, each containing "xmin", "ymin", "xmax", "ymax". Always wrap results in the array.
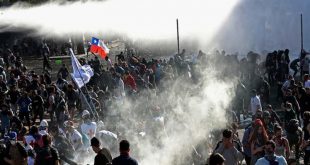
[
  {"xmin": 209, "ymin": 153, "xmax": 225, "ymax": 165},
  {"xmin": 213, "ymin": 129, "xmax": 243, "ymax": 165},
  {"xmin": 49, "ymin": 125, "xmax": 77, "ymax": 165},
  {"xmin": 91, "ymin": 137, "xmax": 112, "ymax": 165},
  {"xmin": 35, "ymin": 134, "xmax": 60, "ymax": 165},
  {"xmin": 272, "ymin": 126, "xmax": 290, "ymax": 160},
  {"xmin": 255, "ymin": 140, "xmax": 287, "ymax": 165},
  {"xmin": 249, "ymin": 89, "xmax": 262, "ymax": 116},
  {"xmin": 250, "ymin": 119, "xmax": 268, "ymax": 165},
  {"xmin": 112, "ymin": 140, "xmax": 138, "ymax": 165}
]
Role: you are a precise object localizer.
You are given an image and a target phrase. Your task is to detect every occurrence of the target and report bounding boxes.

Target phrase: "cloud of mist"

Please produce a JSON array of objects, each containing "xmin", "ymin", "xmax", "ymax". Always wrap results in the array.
[
  {"xmin": 210, "ymin": 0, "xmax": 310, "ymax": 55},
  {"xmin": 83, "ymin": 63, "xmax": 238, "ymax": 165},
  {"xmin": 0, "ymin": 0, "xmax": 239, "ymax": 43}
]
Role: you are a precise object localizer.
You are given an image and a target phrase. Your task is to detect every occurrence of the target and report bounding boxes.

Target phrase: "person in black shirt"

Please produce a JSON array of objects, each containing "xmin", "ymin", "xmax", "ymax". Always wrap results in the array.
[
  {"xmin": 282, "ymin": 89, "xmax": 300, "ymax": 121},
  {"xmin": 112, "ymin": 140, "xmax": 138, "ymax": 165},
  {"xmin": 57, "ymin": 64, "xmax": 69, "ymax": 80},
  {"xmin": 7, "ymin": 85, "xmax": 20, "ymax": 115},
  {"xmin": 303, "ymin": 111, "xmax": 310, "ymax": 165},
  {"xmin": 35, "ymin": 134, "xmax": 60, "ymax": 165},
  {"xmin": 266, "ymin": 104, "xmax": 281, "ymax": 124},
  {"xmin": 31, "ymin": 90, "xmax": 44, "ymax": 124},
  {"xmin": 0, "ymin": 75, "xmax": 7, "ymax": 93},
  {"xmin": 91, "ymin": 137, "xmax": 112, "ymax": 165},
  {"xmin": 49, "ymin": 126, "xmax": 77, "ymax": 165}
]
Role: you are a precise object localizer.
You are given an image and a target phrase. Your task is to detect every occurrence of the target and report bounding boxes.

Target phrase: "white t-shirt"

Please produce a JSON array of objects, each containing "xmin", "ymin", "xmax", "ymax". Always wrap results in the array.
[
  {"xmin": 68, "ymin": 129, "xmax": 83, "ymax": 150},
  {"xmin": 255, "ymin": 156, "xmax": 287, "ymax": 165},
  {"xmin": 81, "ymin": 122, "xmax": 97, "ymax": 139},
  {"xmin": 250, "ymin": 95, "xmax": 262, "ymax": 115}
]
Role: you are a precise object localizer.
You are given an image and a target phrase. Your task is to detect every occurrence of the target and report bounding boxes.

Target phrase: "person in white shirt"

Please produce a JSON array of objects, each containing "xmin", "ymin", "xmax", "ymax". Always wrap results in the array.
[
  {"xmin": 80, "ymin": 110, "xmax": 97, "ymax": 139},
  {"xmin": 64, "ymin": 120, "xmax": 83, "ymax": 152},
  {"xmin": 249, "ymin": 89, "xmax": 262, "ymax": 116},
  {"xmin": 255, "ymin": 140, "xmax": 287, "ymax": 165}
]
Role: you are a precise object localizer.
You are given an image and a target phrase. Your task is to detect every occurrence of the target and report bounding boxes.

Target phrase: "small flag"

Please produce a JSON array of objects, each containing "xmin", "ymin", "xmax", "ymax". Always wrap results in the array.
[
  {"xmin": 90, "ymin": 37, "xmax": 109, "ymax": 59},
  {"xmin": 70, "ymin": 48, "xmax": 94, "ymax": 88}
]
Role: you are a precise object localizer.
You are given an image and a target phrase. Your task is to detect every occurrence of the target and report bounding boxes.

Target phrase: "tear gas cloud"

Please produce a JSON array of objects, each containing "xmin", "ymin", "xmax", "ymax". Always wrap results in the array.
[
  {"xmin": 0, "ymin": 0, "xmax": 239, "ymax": 43},
  {"xmin": 210, "ymin": 0, "xmax": 310, "ymax": 55},
  {"xmin": 87, "ymin": 63, "xmax": 238, "ymax": 165}
]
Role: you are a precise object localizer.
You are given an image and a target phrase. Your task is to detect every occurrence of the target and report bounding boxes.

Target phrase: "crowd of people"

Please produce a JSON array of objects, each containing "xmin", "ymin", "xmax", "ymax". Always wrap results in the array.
[
  {"xmin": 0, "ymin": 38, "xmax": 309, "ymax": 165},
  {"xmin": 210, "ymin": 49, "xmax": 310, "ymax": 165}
]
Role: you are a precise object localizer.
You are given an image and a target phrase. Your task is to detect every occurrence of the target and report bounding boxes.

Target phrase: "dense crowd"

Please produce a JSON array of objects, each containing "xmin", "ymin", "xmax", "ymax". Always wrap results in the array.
[{"xmin": 0, "ymin": 39, "xmax": 309, "ymax": 165}]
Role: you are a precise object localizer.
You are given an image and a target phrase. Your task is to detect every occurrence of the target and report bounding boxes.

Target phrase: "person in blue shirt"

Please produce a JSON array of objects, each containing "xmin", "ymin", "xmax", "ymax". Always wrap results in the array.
[
  {"xmin": 112, "ymin": 140, "xmax": 138, "ymax": 165},
  {"xmin": 255, "ymin": 140, "xmax": 287, "ymax": 165},
  {"xmin": 17, "ymin": 91, "xmax": 32, "ymax": 127}
]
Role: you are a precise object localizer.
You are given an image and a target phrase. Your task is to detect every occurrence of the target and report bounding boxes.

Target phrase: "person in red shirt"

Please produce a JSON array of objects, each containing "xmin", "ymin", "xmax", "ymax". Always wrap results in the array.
[{"xmin": 124, "ymin": 71, "xmax": 137, "ymax": 92}]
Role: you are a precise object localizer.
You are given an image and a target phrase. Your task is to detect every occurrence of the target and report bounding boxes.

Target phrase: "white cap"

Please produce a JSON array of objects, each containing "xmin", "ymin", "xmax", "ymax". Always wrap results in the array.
[
  {"xmin": 82, "ymin": 110, "xmax": 90, "ymax": 118},
  {"xmin": 40, "ymin": 120, "xmax": 48, "ymax": 127}
]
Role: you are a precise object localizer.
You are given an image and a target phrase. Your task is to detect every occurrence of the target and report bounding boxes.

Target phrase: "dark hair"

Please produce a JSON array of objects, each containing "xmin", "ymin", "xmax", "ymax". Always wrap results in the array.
[
  {"xmin": 120, "ymin": 140, "xmax": 130, "ymax": 151},
  {"xmin": 49, "ymin": 125, "xmax": 59, "ymax": 134},
  {"xmin": 274, "ymin": 125, "xmax": 282, "ymax": 133},
  {"xmin": 222, "ymin": 129, "xmax": 232, "ymax": 139},
  {"xmin": 265, "ymin": 140, "xmax": 276, "ymax": 149},
  {"xmin": 29, "ymin": 126, "xmax": 38, "ymax": 135},
  {"xmin": 42, "ymin": 135, "xmax": 51, "ymax": 146},
  {"xmin": 209, "ymin": 153, "xmax": 225, "ymax": 165},
  {"xmin": 91, "ymin": 137, "xmax": 100, "ymax": 147}
]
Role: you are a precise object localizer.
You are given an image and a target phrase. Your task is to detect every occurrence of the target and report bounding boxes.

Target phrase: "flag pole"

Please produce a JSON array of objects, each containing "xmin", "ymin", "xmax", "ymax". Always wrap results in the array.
[
  {"xmin": 177, "ymin": 19, "xmax": 180, "ymax": 55},
  {"xmin": 71, "ymin": 74, "xmax": 98, "ymax": 120},
  {"xmin": 70, "ymin": 49, "xmax": 99, "ymax": 120},
  {"xmin": 301, "ymin": 14, "xmax": 304, "ymax": 52}
]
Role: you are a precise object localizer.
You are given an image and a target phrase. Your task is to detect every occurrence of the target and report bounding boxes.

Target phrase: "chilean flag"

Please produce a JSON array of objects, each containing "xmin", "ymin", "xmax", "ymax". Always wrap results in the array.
[{"xmin": 90, "ymin": 37, "xmax": 110, "ymax": 59}]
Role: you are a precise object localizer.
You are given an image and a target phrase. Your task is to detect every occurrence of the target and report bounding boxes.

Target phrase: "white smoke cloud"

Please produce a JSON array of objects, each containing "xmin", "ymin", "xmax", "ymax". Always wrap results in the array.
[
  {"xmin": 0, "ymin": 0, "xmax": 240, "ymax": 42},
  {"xmin": 210, "ymin": 0, "xmax": 310, "ymax": 55},
  {"xmin": 85, "ymin": 67, "xmax": 238, "ymax": 165}
]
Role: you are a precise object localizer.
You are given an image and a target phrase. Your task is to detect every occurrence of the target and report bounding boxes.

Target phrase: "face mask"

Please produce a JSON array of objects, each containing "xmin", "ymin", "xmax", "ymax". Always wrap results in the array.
[{"xmin": 286, "ymin": 108, "xmax": 291, "ymax": 111}]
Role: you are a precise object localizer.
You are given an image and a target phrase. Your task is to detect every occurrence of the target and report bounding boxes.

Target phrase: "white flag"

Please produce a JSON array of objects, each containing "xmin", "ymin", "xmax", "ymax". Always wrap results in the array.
[{"xmin": 70, "ymin": 49, "xmax": 94, "ymax": 88}]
